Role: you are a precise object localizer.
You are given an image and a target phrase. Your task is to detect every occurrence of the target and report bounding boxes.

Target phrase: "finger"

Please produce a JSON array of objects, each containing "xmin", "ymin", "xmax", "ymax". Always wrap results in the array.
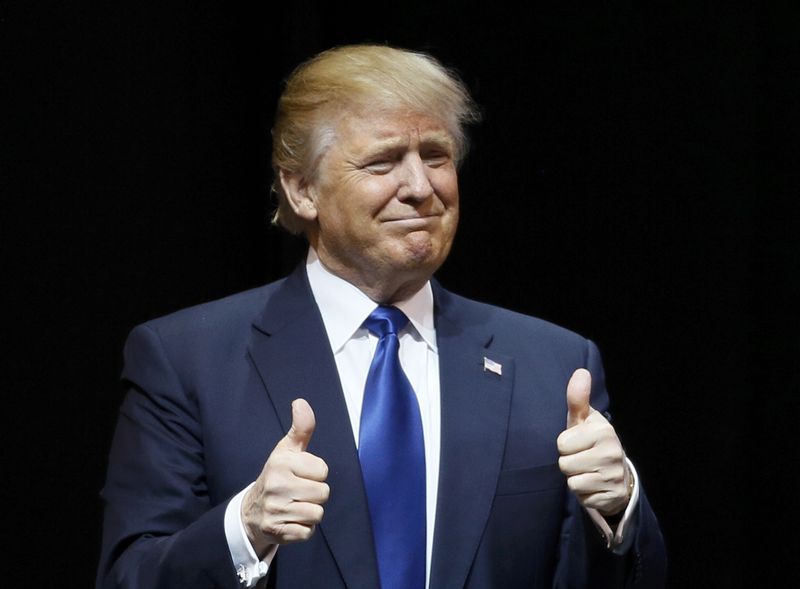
[
  {"xmin": 557, "ymin": 416, "xmax": 617, "ymax": 456},
  {"xmin": 557, "ymin": 427, "xmax": 594, "ymax": 456},
  {"xmin": 285, "ymin": 501, "xmax": 325, "ymax": 526},
  {"xmin": 271, "ymin": 522, "xmax": 317, "ymax": 544},
  {"xmin": 566, "ymin": 472, "xmax": 608, "ymax": 495},
  {"xmin": 289, "ymin": 479, "xmax": 331, "ymax": 505},
  {"xmin": 279, "ymin": 398, "xmax": 316, "ymax": 452},
  {"xmin": 575, "ymin": 491, "xmax": 625, "ymax": 515},
  {"xmin": 566, "ymin": 368, "xmax": 592, "ymax": 429},
  {"xmin": 291, "ymin": 453, "xmax": 329, "ymax": 482},
  {"xmin": 558, "ymin": 445, "xmax": 621, "ymax": 475},
  {"xmin": 558, "ymin": 451, "xmax": 594, "ymax": 476}
]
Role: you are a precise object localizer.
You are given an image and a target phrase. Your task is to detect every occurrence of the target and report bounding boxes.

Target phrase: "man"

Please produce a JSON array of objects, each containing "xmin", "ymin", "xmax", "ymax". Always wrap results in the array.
[{"xmin": 97, "ymin": 45, "xmax": 666, "ymax": 588}]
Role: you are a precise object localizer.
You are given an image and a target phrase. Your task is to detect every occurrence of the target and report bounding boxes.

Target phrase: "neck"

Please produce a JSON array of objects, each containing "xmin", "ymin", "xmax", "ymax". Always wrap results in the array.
[
  {"xmin": 309, "ymin": 247, "xmax": 430, "ymax": 304},
  {"xmin": 324, "ymin": 260, "xmax": 428, "ymax": 304}
]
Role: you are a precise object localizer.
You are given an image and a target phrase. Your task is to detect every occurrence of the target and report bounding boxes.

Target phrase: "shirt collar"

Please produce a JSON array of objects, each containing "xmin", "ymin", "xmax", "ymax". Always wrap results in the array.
[{"xmin": 305, "ymin": 248, "xmax": 437, "ymax": 353}]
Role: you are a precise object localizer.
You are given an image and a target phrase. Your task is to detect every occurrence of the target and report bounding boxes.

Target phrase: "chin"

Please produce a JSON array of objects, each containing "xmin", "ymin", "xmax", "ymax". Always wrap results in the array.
[
  {"xmin": 398, "ymin": 238, "xmax": 450, "ymax": 275},
  {"xmin": 400, "ymin": 232, "xmax": 434, "ymax": 259}
]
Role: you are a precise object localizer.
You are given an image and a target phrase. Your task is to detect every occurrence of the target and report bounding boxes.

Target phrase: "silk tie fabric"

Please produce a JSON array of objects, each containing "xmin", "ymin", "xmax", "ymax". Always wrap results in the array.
[{"xmin": 358, "ymin": 306, "xmax": 426, "ymax": 589}]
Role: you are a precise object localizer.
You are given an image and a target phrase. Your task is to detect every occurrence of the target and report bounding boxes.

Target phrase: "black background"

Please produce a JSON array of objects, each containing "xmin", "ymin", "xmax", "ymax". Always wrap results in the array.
[{"xmin": 5, "ymin": 2, "xmax": 798, "ymax": 587}]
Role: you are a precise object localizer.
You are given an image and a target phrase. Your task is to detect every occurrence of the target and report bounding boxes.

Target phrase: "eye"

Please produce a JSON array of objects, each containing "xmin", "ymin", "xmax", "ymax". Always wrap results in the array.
[
  {"xmin": 364, "ymin": 160, "xmax": 394, "ymax": 174},
  {"xmin": 422, "ymin": 151, "xmax": 450, "ymax": 167}
]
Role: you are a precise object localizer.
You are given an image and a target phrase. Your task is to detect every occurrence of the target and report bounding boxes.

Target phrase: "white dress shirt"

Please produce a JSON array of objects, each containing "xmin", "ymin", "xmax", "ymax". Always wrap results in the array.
[
  {"xmin": 225, "ymin": 249, "xmax": 440, "ymax": 587},
  {"xmin": 224, "ymin": 248, "xmax": 638, "ymax": 587},
  {"xmin": 307, "ymin": 247, "xmax": 442, "ymax": 586}
]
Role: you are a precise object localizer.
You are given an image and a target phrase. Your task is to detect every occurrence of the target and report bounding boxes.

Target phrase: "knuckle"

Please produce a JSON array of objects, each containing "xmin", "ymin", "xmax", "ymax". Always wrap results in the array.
[
  {"xmin": 567, "ymin": 476, "xmax": 580, "ymax": 492},
  {"xmin": 320, "ymin": 482, "xmax": 331, "ymax": 503},
  {"xmin": 558, "ymin": 456, "xmax": 568, "ymax": 472},
  {"xmin": 601, "ymin": 463, "xmax": 621, "ymax": 481},
  {"xmin": 599, "ymin": 423, "xmax": 616, "ymax": 439},
  {"xmin": 264, "ymin": 521, "xmax": 285, "ymax": 539},
  {"xmin": 596, "ymin": 441, "xmax": 620, "ymax": 462},
  {"xmin": 583, "ymin": 495, "xmax": 599, "ymax": 509},
  {"xmin": 261, "ymin": 473, "xmax": 285, "ymax": 494},
  {"xmin": 264, "ymin": 497, "xmax": 287, "ymax": 515},
  {"xmin": 296, "ymin": 524, "xmax": 314, "ymax": 542},
  {"xmin": 268, "ymin": 452, "xmax": 290, "ymax": 471}
]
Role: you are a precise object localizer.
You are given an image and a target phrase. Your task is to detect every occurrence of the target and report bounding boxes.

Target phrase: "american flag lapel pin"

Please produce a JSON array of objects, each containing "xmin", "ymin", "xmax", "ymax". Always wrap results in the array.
[{"xmin": 483, "ymin": 356, "xmax": 502, "ymax": 376}]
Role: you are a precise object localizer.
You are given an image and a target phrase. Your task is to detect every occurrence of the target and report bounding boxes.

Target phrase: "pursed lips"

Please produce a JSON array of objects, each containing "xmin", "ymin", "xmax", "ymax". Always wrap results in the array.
[{"xmin": 381, "ymin": 213, "xmax": 441, "ymax": 223}]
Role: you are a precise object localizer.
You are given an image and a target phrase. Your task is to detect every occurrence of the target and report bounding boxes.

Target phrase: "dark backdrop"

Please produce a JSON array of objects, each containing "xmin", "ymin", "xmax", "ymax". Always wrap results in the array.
[{"xmin": 5, "ymin": 2, "xmax": 798, "ymax": 587}]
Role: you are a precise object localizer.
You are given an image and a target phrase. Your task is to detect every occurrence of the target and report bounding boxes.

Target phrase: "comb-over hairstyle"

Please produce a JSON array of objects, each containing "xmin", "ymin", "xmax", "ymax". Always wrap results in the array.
[{"xmin": 271, "ymin": 44, "xmax": 480, "ymax": 234}]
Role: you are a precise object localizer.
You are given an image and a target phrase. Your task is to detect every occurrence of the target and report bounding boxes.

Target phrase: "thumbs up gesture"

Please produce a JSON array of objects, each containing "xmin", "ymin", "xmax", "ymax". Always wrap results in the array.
[
  {"xmin": 557, "ymin": 369, "xmax": 632, "ymax": 517},
  {"xmin": 242, "ymin": 399, "xmax": 330, "ymax": 556}
]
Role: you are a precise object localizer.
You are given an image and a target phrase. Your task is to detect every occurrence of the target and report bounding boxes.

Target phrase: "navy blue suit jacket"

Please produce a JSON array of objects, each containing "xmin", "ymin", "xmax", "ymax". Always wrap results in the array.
[{"xmin": 97, "ymin": 265, "xmax": 666, "ymax": 588}]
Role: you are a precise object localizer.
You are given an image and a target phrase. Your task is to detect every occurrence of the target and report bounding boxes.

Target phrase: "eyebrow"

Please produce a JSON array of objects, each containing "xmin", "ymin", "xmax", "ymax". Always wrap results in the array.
[
  {"xmin": 362, "ymin": 132, "xmax": 454, "ymax": 156},
  {"xmin": 419, "ymin": 132, "xmax": 455, "ymax": 149}
]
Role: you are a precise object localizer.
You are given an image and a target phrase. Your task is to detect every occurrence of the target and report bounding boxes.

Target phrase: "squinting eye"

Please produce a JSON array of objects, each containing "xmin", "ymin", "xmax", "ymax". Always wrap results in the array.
[
  {"xmin": 423, "ymin": 153, "xmax": 450, "ymax": 167},
  {"xmin": 364, "ymin": 161, "xmax": 394, "ymax": 174}
]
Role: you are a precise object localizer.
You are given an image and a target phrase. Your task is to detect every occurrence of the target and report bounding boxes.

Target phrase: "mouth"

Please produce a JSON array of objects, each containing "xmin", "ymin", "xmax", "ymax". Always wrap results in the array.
[{"xmin": 382, "ymin": 216, "xmax": 441, "ymax": 231}]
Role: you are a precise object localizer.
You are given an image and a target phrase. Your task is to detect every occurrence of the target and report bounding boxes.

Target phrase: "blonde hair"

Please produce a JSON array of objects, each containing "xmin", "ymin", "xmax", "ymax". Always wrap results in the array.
[{"xmin": 271, "ymin": 44, "xmax": 480, "ymax": 234}]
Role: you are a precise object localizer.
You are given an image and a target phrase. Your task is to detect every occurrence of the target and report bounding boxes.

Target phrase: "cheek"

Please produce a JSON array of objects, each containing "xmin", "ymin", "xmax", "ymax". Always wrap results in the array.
[
  {"xmin": 318, "ymin": 180, "xmax": 377, "ymax": 221},
  {"xmin": 361, "ymin": 176, "xmax": 398, "ymax": 203},
  {"xmin": 344, "ymin": 177, "xmax": 396, "ymax": 214},
  {"xmin": 433, "ymin": 170, "xmax": 459, "ymax": 206}
]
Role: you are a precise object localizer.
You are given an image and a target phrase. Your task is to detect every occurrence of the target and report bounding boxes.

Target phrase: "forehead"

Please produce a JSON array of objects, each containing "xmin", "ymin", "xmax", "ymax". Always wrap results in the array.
[{"xmin": 332, "ymin": 109, "xmax": 454, "ymax": 151}]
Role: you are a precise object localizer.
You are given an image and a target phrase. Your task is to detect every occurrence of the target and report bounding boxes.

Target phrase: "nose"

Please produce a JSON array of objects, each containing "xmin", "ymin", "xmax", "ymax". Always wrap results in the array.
[{"xmin": 396, "ymin": 154, "xmax": 435, "ymax": 202}]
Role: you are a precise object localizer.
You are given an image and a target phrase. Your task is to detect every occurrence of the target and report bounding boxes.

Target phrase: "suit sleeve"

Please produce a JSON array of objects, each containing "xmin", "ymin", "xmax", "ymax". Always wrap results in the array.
[
  {"xmin": 553, "ymin": 339, "xmax": 667, "ymax": 589},
  {"xmin": 96, "ymin": 324, "xmax": 240, "ymax": 589}
]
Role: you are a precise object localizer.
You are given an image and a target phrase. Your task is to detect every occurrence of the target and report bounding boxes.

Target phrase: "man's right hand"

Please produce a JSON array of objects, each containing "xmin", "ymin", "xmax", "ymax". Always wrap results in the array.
[{"xmin": 241, "ymin": 398, "xmax": 330, "ymax": 558}]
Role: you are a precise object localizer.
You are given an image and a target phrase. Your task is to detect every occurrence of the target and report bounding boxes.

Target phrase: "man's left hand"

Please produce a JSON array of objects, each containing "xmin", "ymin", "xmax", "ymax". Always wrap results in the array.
[{"xmin": 556, "ymin": 368, "xmax": 631, "ymax": 517}]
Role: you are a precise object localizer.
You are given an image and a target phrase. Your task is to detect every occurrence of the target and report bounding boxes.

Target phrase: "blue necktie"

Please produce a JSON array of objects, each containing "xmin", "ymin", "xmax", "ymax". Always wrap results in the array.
[{"xmin": 359, "ymin": 306, "xmax": 426, "ymax": 589}]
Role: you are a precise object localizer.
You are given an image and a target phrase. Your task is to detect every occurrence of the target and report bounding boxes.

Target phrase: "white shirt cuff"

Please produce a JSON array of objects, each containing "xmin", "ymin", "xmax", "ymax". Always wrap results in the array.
[
  {"xmin": 584, "ymin": 457, "xmax": 641, "ymax": 554},
  {"xmin": 224, "ymin": 482, "xmax": 277, "ymax": 587}
]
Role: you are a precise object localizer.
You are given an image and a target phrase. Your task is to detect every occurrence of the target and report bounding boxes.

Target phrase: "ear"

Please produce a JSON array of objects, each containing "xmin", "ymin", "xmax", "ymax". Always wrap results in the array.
[{"xmin": 279, "ymin": 169, "xmax": 318, "ymax": 222}]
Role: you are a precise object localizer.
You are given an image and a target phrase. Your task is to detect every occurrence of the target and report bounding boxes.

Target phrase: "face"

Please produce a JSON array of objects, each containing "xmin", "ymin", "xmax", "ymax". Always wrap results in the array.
[{"xmin": 288, "ymin": 109, "xmax": 460, "ymax": 302}]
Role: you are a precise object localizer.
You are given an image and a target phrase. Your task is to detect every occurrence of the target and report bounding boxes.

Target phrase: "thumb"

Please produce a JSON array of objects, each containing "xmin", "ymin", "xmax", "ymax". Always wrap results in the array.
[
  {"xmin": 280, "ymin": 398, "xmax": 316, "ymax": 452},
  {"xmin": 566, "ymin": 368, "xmax": 592, "ymax": 428}
]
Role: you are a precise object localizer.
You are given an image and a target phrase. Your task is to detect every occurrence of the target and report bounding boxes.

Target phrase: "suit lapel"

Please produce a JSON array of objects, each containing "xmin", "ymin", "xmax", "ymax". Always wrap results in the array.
[
  {"xmin": 248, "ymin": 266, "xmax": 379, "ymax": 589},
  {"xmin": 429, "ymin": 285, "xmax": 514, "ymax": 589},
  {"xmin": 248, "ymin": 272, "xmax": 512, "ymax": 588}
]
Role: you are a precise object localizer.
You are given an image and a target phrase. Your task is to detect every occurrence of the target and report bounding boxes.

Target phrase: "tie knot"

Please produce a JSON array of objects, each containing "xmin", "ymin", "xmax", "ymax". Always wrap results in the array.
[{"xmin": 364, "ymin": 306, "xmax": 409, "ymax": 338}]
